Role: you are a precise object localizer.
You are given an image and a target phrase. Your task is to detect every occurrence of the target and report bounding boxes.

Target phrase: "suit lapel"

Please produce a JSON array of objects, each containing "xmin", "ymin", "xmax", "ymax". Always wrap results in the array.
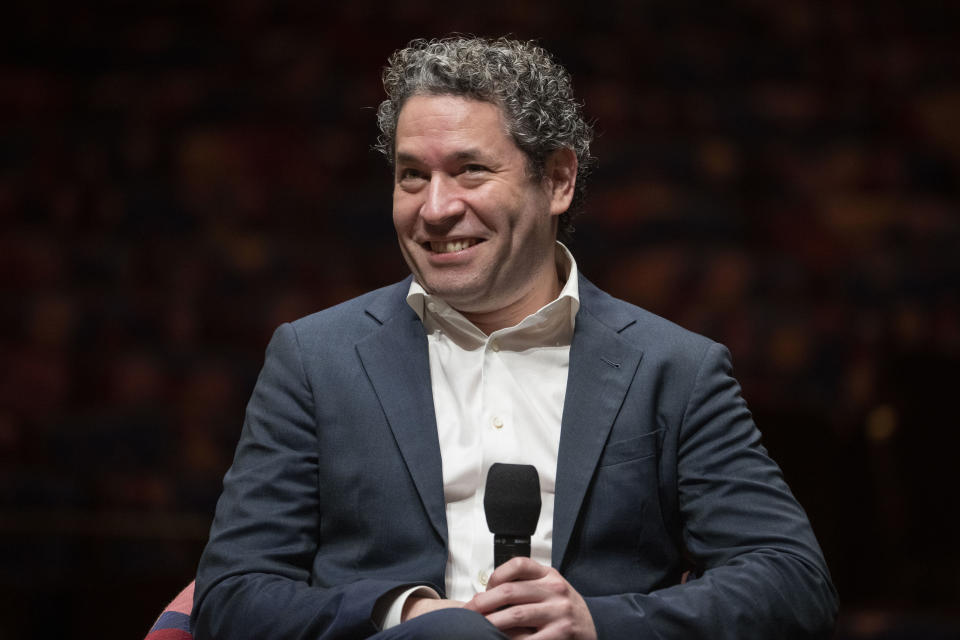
[
  {"xmin": 355, "ymin": 285, "xmax": 448, "ymax": 546},
  {"xmin": 552, "ymin": 280, "xmax": 644, "ymax": 569}
]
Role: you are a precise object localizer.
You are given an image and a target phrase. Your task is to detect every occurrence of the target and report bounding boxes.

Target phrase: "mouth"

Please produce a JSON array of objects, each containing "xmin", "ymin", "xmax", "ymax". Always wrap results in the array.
[{"xmin": 426, "ymin": 239, "xmax": 483, "ymax": 254}]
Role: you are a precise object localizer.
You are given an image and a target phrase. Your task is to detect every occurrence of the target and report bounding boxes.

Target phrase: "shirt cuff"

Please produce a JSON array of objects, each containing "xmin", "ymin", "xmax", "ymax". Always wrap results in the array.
[{"xmin": 377, "ymin": 585, "xmax": 441, "ymax": 629}]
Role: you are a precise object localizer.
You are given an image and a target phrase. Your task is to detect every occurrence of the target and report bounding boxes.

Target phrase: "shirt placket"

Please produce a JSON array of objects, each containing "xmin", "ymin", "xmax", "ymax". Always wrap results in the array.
[{"xmin": 470, "ymin": 331, "xmax": 519, "ymax": 593}]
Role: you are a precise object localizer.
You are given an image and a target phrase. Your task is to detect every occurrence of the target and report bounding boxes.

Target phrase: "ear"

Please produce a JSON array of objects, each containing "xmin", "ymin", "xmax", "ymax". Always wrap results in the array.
[{"xmin": 544, "ymin": 147, "xmax": 578, "ymax": 217}]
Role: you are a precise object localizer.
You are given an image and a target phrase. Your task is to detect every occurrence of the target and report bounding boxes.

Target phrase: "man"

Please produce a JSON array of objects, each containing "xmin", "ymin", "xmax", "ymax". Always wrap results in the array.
[{"xmin": 192, "ymin": 37, "xmax": 837, "ymax": 639}]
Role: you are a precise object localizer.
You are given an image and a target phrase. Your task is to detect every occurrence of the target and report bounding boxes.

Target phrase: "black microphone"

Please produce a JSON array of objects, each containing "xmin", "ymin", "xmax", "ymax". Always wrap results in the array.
[{"xmin": 483, "ymin": 463, "xmax": 541, "ymax": 567}]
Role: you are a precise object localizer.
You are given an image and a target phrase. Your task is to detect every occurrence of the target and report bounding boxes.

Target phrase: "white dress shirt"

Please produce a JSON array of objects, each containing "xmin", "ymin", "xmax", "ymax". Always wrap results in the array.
[{"xmin": 380, "ymin": 244, "xmax": 580, "ymax": 627}]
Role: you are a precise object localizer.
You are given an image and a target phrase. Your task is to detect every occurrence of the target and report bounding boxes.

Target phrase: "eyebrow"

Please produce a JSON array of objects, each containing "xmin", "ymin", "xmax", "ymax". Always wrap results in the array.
[
  {"xmin": 451, "ymin": 149, "xmax": 489, "ymax": 162},
  {"xmin": 395, "ymin": 148, "xmax": 492, "ymax": 165},
  {"xmin": 394, "ymin": 152, "xmax": 420, "ymax": 166}
]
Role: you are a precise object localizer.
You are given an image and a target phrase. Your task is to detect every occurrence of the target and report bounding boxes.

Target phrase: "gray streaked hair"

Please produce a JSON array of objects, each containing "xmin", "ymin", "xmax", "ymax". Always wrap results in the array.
[{"xmin": 375, "ymin": 36, "xmax": 595, "ymax": 242}]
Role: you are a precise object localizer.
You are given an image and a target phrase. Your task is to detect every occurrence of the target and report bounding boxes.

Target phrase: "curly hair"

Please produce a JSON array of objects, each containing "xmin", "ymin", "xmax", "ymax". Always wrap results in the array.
[{"xmin": 375, "ymin": 36, "xmax": 595, "ymax": 242}]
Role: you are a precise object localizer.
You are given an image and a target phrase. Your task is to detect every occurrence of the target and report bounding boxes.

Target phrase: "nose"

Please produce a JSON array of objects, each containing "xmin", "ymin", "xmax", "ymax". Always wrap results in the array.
[{"xmin": 420, "ymin": 173, "xmax": 465, "ymax": 224}]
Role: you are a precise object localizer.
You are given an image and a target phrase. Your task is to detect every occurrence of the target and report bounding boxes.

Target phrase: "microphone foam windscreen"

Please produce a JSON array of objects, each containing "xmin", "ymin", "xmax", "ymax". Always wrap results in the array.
[{"xmin": 484, "ymin": 463, "xmax": 541, "ymax": 536}]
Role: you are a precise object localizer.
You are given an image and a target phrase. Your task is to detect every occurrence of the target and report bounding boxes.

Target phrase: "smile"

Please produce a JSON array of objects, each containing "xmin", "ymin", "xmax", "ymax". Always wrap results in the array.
[{"xmin": 428, "ymin": 239, "xmax": 482, "ymax": 254}]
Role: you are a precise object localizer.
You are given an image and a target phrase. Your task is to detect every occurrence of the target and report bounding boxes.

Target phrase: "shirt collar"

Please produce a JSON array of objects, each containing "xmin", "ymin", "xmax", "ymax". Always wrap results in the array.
[{"xmin": 406, "ymin": 242, "xmax": 580, "ymax": 342}]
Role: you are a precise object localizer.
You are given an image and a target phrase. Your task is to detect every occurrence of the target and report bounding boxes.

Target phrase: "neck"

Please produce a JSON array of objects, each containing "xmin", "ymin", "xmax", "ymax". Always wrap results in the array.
[{"xmin": 460, "ymin": 268, "xmax": 563, "ymax": 335}]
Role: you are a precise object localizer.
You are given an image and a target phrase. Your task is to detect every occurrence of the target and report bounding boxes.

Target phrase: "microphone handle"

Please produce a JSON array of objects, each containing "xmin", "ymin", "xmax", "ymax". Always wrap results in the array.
[{"xmin": 493, "ymin": 535, "xmax": 531, "ymax": 567}]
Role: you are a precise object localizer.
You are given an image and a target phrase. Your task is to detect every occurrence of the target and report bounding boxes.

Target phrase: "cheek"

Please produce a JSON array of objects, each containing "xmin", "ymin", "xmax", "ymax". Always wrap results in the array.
[
  {"xmin": 463, "ymin": 190, "xmax": 509, "ymax": 228},
  {"xmin": 391, "ymin": 207, "xmax": 405, "ymax": 231},
  {"xmin": 392, "ymin": 195, "xmax": 416, "ymax": 233}
]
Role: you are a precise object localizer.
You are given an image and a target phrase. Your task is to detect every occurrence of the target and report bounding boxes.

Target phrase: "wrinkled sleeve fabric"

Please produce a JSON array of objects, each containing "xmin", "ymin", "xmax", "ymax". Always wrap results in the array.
[
  {"xmin": 584, "ymin": 343, "xmax": 837, "ymax": 639},
  {"xmin": 191, "ymin": 323, "xmax": 410, "ymax": 640}
]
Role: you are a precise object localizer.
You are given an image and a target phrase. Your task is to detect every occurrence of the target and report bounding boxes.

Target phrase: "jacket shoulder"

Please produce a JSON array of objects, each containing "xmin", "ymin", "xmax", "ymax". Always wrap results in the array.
[
  {"xmin": 283, "ymin": 278, "xmax": 413, "ymax": 349},
  {"xmin": 579, "ymin": 276, "xmax": 717, "ymax": 362}
]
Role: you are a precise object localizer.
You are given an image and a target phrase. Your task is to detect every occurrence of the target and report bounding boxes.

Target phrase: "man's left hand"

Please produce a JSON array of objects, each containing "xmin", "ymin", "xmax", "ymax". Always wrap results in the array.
[{"xmin": 463, "ymin": 557, "xmax": 597, "ymax": 640}]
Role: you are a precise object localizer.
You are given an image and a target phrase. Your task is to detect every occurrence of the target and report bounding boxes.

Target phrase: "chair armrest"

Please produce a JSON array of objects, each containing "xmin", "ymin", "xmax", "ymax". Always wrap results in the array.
[{"xmin": 144, "ymin": 580, "xmax": 194, "ymax": 640}]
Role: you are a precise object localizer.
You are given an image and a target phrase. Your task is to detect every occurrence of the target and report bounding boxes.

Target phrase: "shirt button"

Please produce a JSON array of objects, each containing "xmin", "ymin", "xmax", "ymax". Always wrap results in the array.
[
  {"xmin": 490, "ymin": 340, "xmax": 500, "ymax": 352},
  {"xmin": 478, "ymin": 570, "xmax": 489, "ymax": 587},
  {"xmin": 427, "ymin": 302, "xmax": 439, "ymax": 313},
  {"xmin": 492, "ymin": 417, "xmax": 504, "ymax": 429}
]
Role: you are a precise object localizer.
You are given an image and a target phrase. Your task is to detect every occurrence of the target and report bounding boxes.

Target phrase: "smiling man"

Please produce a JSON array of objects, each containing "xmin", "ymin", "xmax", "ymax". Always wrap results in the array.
[
  {"xmin": 392, "ymin": 93, "xmax": 574, "ymax": 333},
  {"xmin": 192, "ymin": 37, "xmax": 837, "ymax": 640}
]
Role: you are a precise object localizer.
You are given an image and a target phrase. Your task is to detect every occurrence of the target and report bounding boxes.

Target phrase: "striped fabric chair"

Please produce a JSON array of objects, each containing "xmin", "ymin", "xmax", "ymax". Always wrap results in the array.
[{"xmin": 144, "ymin": 581, "xmax": 195, "ymax": 640}]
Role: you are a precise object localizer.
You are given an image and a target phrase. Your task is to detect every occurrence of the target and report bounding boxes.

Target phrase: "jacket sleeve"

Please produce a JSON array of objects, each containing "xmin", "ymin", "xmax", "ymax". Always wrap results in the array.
[
  {"xmin": 583, "ymin": 343, "xmax": 838, "ymax": 639},
  {"xmin": 191, "ymin": 323, "xmax": 412, "ymax": 640}
]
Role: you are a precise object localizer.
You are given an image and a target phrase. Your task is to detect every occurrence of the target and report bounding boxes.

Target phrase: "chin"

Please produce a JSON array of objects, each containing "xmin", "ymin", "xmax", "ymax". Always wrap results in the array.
[
  {"xmin": 422, "ymin": 279, "xmax": 484, "ymax": 305},
  {"xmin": 426, "ymin": 283, "xmax": 476, "ymax": 302}
]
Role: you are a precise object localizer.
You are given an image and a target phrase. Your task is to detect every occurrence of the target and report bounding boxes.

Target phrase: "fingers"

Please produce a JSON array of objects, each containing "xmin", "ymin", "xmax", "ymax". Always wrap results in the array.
[
  {"xmin": 486, "ymin": 556, "xmax": 550, "ymax": 590},
  {"xmin": 463, "ymin": 562, "xmax": 597, "ymax": 640},
  {"xmin": 466, "ymin": 577, "xmax": 563, "ymax": 615},
  {"xmin": 484, "ymin": 599, "xmax": 571, "ymax": 631},
  {"xmin": 487, "ymin": 600, "xmax": 594, "ymax": 640}
]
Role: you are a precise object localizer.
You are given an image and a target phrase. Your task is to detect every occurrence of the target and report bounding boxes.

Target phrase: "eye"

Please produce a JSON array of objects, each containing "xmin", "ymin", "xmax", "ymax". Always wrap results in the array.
[
  {"xmin": 398, "ymin": 167, "xmax": 427, "ymax": 185},
  {"xmin": 457, "ymin": 164, "xmax": 490, "ymax": 186}
]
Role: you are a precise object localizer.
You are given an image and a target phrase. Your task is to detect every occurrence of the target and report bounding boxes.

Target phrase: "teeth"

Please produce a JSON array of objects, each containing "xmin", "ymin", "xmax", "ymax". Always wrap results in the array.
[{"xmin": 430, "ymin": 239, "xmax": 477, "ymax": 254}]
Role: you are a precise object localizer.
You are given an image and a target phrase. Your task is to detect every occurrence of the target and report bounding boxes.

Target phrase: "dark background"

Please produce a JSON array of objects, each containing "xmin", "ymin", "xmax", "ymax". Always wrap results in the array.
[{"xmin": 2, "ymin": 1, "xmax": 958, "ymax": 638}]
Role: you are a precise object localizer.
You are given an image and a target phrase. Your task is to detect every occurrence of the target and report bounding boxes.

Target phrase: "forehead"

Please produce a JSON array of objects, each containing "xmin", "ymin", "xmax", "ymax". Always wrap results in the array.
[{"xmin": 394, "ymin": 94, "xmax": 517, "ymax": 158}]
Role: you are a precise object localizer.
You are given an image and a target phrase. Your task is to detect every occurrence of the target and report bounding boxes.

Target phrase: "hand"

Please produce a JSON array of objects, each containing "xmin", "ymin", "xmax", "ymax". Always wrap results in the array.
[
  {"xmin": 401, "ymin": 596, "xmax": 465, "ymax": 622},
  {"xmin": 463, "ymin": 557, "xmax": 597, "ymax": 640}
]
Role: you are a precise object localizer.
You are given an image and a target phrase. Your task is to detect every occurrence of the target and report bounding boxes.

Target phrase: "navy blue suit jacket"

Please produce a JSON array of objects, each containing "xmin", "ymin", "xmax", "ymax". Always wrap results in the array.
[{"xmin": 192, "ymin": 275, "xmax": 837, "ymax": 639}]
